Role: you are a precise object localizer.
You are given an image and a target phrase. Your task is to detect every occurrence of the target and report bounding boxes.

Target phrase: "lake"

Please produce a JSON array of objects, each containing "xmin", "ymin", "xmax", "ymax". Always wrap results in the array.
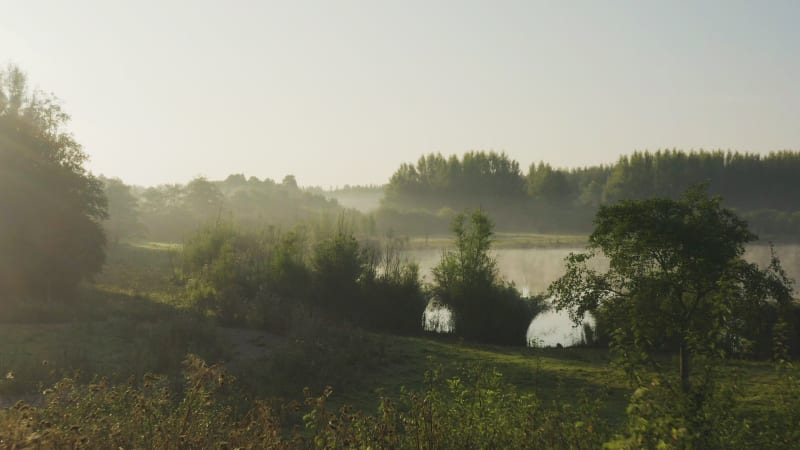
[{"xmin": 405, "ymin": 244, "xmax": 800, "ymax": 347}]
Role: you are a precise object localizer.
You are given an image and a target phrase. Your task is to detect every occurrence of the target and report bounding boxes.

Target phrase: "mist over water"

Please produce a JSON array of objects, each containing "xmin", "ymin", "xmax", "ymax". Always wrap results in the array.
[{"xmin": 408, "ymin": 244, "xmax": 800, "ymax": 347}]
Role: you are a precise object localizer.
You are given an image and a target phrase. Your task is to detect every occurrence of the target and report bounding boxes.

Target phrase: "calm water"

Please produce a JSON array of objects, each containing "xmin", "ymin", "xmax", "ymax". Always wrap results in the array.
[{"xmin": 406, "ymin": 244, "xmax": 800, "ymax": 347}]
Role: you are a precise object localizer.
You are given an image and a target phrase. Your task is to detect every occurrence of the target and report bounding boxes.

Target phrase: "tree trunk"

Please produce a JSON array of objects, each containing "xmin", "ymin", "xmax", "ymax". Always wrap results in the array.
[{"xmin": 680, "ymin": 339, "xmax": 691, "ymax": 394}]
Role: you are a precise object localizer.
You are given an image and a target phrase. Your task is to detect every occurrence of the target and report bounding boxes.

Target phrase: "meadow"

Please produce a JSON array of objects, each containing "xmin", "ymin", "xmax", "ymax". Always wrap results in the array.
[{"xmin": 1, "ymin": 241, "xmax": 797, "ymax": 449}]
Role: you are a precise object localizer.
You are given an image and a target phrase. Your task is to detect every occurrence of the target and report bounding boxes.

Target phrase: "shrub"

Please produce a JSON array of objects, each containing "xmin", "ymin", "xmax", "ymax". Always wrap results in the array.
[
  {"xmin": 180, "ymin": 219, "xmax": 427, "ymax": 336},
  {"xmin": 359, "ymin": 235, "xmax": 428, "ymax": 334},
  {"xmin": 180, "ymin": 224, "xmax": 272, "ymax": 325}
]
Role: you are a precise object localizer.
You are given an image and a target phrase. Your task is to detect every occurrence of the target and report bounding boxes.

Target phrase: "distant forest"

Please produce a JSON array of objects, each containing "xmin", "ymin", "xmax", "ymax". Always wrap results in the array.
[
  {"xmin": 382, "ymin": 150, "xmax": 800, "ymax": 238},
  {"xmin": 103, "ymin": 150, "xmax": 800, "ymax": 242},
  {"xmin": 102, "ymin": 174, "xmax": 341, "ymax": 243}
]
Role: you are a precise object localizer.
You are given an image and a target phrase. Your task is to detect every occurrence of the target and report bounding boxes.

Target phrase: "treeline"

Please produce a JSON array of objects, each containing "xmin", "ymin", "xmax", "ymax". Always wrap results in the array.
[
  {"xmin": 101, "ymin": 174, "xmax": 345, "ymax": 243},
  {"xmin": 101, "ymin": 150, "xmax": 800, "ymax": 243},
  {"xmin": 382, "ymin": 150, "xmax": 800, "ymax": 238}
]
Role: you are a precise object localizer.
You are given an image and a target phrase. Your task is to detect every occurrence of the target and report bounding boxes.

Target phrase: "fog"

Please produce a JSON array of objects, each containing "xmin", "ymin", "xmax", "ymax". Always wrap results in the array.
[
  {"xmin": 410, "ymin": 244, "xmax": 800, "ymax": 347},
  {"xmin": 325, "ymin": 190, "xmax": 383, "ymax": 213}
]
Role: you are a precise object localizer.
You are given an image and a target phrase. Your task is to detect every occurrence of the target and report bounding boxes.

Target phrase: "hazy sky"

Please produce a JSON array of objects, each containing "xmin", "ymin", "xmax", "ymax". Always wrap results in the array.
[{"xmin": 3, "ymin": 1, "xmax": 799, "ymax": 187}]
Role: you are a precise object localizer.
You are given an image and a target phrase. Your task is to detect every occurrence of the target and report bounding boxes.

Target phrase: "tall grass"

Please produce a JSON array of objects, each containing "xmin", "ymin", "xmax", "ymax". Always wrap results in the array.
[{"xmin": 0, "ymin": 356, "xmax": 609, "ymax": 449}]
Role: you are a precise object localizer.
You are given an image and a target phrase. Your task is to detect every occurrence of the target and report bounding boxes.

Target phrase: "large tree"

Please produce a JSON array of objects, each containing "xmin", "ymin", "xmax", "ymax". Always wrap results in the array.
[
  {"xmin": 431, "ymin": 209, "xmax": 538, "ymax": 344},
  {"xmin": 549, "ymin": 186, "xmax": 793, "ymax": 393},
  {"xmin": 0, "ymin": 66, "xmax": 107, "ymax": 300}
]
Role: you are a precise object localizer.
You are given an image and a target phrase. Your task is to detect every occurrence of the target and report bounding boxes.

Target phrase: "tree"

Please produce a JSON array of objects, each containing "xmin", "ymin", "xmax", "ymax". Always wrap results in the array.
[
  {"xmin": 183, "ymin": 177, "xmax": 224, "ymax": 219},
  {"xmin": 526, "ymin": 162, "xmax": 572, "ymax": 205},
  {"xmin": 549, "ymin": 186, "xmax": 793, "ymax": 394},
  {"xmin": 311, "ymin": 218, "xmax": 365, "ymax": 321},
  {"xmin": 432, "ymin": 210, "xmax": 539, "ymax": 344},
  {"xmin": 281, "ymin": 174, "xmax": 298, "ymax": 189},
  {"xmin": 0, "ymin": 66, "xmax": 107, "ymax": 300},
  {"xmin": 102, "ymin": 177, "xmax": 144, "ymax": 244}
]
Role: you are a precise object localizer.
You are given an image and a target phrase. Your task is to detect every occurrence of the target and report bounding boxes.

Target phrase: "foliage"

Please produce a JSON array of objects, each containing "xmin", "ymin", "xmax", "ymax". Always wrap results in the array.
[
  {"xmin": 310, "ymin": 219, "xmax": 366, "ymax": 320},
  {"xmin": 549, "ymin": 185, "xmax": 795, "ymax": 446},
  {"xmin": 0, "ymin": 296, "xmax": 226, "ymax": 399},
  {"xmin": 551, "ymin": 186, "xmax": 792, "ymax": 387},
  {"xmin": 527, "ymin": 161, "xmax": 574, "ymax": 205},
  {"xmin": 138, "ymin": 174, "xmax": 341, "ymax": 242},
  {"xmin": 384, "ymin": 149, "xmax": 800, "ymax": 238},
  {"xmin": 0, "ymin": 65, "xmax": 107, "ymax": 301},
  {"xmin": 0, "ymin": 355, "xmax": 286, "ymax": 449},
  {"xmin": 305, "ymin": 364, "xmax": 608, "ymax": 450},
  {"xmin": 2, "ymin": 343, "xmax": 798, "ymax": 449},
  {"xmin": 112, "ymin": 149, "xmax": 800, "ymax": 240},
  {"xmin": 0, "ymin": 358, "xmax": 608, "ymax": 449},
  {"xmin": 385, "ymin": 151, "xmax": 526, "ymax": 206},
  {"xmin": 179, "ymin": 217, "xmax": 427, "ymax": 335},
  {"xmin": 361, "ymin": 235, "xmax": 428, "ymax": 334},
  {"xmin": 605, "ymin": 376, "xmax": 746, "ymax": 449},
  {"xmin": 432, "ymin": 210, "xmax": 541, "ymax": 344},
  {"xmin": 101, "ymin": 176, "xmax": 145, "ymax": 243},
  {"xmin": 180, "ymin": 223, "xmax": 308, "ymax": 328},
  {"xmin": 183, "ymin": 176, "xmax": 224, "ymax": 219},
  {"xmin": 602, "ymin": 149, "xmax": 800, "ymax": 211},
  {"xmin": 606, "ymin": 323, "xmax": 800, "ymax": 449}
]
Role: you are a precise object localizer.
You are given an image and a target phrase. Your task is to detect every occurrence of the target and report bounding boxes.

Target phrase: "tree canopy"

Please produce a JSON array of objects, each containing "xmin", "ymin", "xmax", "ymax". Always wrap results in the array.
[
  {"xmin": 101, "ymin": 177, "xmax": 144, "ymax": 244},
  {"xmin": 382, "ymin": 150, "xmax": 800, "ymax": 238},
  {"xmin": 549, "ymin": 186, "xmax": 794, "ymax": 393},
  {"xmin": 0, "ymin": 66, "xmax": 107, "ymax": 300}
]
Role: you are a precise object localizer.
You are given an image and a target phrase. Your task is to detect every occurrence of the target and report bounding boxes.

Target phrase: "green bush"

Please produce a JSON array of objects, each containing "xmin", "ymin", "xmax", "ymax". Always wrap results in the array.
[
  {"xmin": 310, "ymin": 221, "xmax": 365, "ymax": 321},
  {"xmin": 180, "ymin": 220, "xmax": 428, "ymax": 336},
  {"xmin": 180, "ymin": 224, "xmax": 272, "ymax": 325},
  {"xmin": 358, "ymin": 235, "xmax": 428, "ymax": 334}
]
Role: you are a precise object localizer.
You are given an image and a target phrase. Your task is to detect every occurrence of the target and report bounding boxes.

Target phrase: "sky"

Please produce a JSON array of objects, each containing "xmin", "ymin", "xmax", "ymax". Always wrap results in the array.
[{"xmin": 2, "ymin": 0, "xmax": 799, "ymax": 188}]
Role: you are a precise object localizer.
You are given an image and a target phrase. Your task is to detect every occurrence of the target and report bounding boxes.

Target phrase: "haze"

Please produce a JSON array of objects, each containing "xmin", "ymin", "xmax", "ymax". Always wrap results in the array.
[{"xmin": 3, "ymin": 0, "xmax": 799, "ymax": 187}]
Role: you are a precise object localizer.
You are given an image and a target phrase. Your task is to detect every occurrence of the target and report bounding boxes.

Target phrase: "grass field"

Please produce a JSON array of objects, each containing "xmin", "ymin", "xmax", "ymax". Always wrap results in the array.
[{"xmin": 0, "ymin": 241, "xmax": 795, "ymax": 435}]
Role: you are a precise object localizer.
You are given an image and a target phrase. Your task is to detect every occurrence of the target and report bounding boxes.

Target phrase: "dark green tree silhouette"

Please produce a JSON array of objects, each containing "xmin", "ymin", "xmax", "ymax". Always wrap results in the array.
[
  {"xmin": 526, "ymin": 162, "xmax": 573, "ymax": 205},
  {"xmin": 0, "ymin": 66, "xmax": 107, "ymax": 300},
  {"xmin": 101, "ymin": 177, "xmax": 144, "ymax": 244},
  {"xmin": 432, "ymin": 210, "xmax": 538, "ymax": 344},
  {"xmin": 549, "ymin": 186, "xmax": 793, "ymax": 394}
]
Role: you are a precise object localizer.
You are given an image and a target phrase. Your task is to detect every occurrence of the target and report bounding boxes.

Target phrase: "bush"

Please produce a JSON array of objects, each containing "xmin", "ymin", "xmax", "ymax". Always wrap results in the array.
[
  {"xmin": 310, "ymin": 221, "xmax": 365, "ymax": 321},
  {"xmin": 359, "ymin": 235, "xmax": 428, "ymax": 334},
  {"xmin": 0, "ymin": 355, "xmax": 287, "ymax": 449},
  {"xmin": 180, "ymin": 224, "xmax": 273, "ymax": 325},
  {"xmin": 180, "ymin": 219, "xmax": 427, "ymax": 336}
]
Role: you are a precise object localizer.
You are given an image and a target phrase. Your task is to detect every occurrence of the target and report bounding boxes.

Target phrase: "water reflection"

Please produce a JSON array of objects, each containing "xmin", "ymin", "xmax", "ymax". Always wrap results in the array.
[
  {"xmin": 423, "ymin": 302, "xmax": 453, "ymax": 333},
  {"xmin": 411, "ymin": 244, "xmax": 800, "ymax": 347},
  {"xmin": 526, "ymin": 308, "xmax": 594, "ymax": 347}
]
